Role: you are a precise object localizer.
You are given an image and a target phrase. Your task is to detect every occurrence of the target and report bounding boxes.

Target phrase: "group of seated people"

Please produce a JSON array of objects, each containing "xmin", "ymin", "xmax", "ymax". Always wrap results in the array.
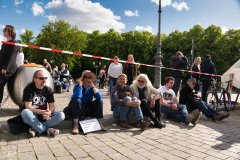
[{"xmin": 19, "ymin": 69, "xmax": 230, "ymax": 137}]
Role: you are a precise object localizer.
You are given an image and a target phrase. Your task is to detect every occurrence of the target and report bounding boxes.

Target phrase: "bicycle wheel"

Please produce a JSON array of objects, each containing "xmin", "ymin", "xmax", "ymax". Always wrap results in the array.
[
  {"xmin": 223, "ymin": 91, "xmax": 232, "ymax": 111},
  {"xmin": 206, "ymin": 91, "xmax": 218, "ymax": 111}
]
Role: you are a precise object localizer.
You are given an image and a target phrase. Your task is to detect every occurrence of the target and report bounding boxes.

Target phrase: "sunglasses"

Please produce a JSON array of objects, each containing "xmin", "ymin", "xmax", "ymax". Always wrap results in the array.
[
  {"xmin": 3, "ymin": 28, "xmax": 7, "ymax": 32},
  {"xmin": 35, "ymin": 77, "xmax": 48, "ymax": 80},
  {"xmin": 83, "ymin": 75, "xmax": 92, "ymax": 79},
  {"xmin": 138, "ymin": 80, "xmax": 145, "ymax": 83}
]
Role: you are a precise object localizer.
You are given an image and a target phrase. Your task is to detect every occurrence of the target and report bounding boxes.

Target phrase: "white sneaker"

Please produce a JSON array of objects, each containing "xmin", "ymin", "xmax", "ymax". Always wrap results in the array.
[{"xmin": 29, "ymin": 128, "xmax": 36, "ymax": 137}]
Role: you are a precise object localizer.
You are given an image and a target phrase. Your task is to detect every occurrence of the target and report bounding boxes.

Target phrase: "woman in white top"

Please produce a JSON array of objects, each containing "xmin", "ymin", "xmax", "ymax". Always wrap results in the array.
[
  {"xmin": 108, "ymin": 56, "xmax": 123, "ymax": 93},
  {"xmin": 16, "ymin": 46, "xmax": 24, "ymax": 67}
]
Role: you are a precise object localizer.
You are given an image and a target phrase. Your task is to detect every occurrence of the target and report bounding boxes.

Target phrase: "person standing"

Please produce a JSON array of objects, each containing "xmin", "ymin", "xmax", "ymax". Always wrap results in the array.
[
  {"xmin": 123, "ymin": 54, "xmax": 139, "ymax": 85},
  {"xmin": 43, "ymin": 59, "xmax": 52, "ymax": 73},
  {"xmin": 21, "ymin": 70, "xmax": 65, "ymax": 137},
  {"xmin": 170, "ymin": 51, "xmax": 189, "ymax": 96},
  {"xmin": 16, "ymin": 46, "xmax": 24, "ymax": 67},
  {"xmin": 200, "ymin": 55, "xmax": 217, "ymax": 102},
  {"xmin": 191, "ymin": 57, "xmax": 201, "ymax": 92},
  {"xmin": 107, "ymin": 56, "xmax": 123, "ymax": 93},
  {"xmin": 98, "ymin": 65, "xmax": 107, "ymax": 89},
  {"xmin": 0, "ymin": 25, "xmax": 18, "ymax": 107}
]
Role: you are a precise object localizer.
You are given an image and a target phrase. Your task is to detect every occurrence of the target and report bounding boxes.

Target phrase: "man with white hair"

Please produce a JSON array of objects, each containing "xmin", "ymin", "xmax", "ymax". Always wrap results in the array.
[{"xmin": 130, "ymin": 74, "xmax": 166, "ymax": 128}]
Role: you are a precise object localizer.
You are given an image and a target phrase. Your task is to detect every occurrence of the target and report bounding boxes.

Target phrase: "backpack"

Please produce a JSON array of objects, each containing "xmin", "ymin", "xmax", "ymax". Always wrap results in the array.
[{"xmin": 7, "ymin": 115, "xmax": 30, "ymax": 134}]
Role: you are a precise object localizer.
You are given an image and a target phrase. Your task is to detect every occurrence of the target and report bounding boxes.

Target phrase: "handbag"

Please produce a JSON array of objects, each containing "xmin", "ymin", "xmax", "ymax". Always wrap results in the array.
[{"xmin": 7, "ymin": 115, "xmax": 30, "ymax": 134}]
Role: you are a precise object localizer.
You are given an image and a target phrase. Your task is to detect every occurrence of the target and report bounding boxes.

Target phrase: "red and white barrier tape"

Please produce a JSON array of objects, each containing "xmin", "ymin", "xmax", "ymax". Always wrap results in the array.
[{"xmin": 1, "ymin": 41, "xmax": 221, "ymax": 77}]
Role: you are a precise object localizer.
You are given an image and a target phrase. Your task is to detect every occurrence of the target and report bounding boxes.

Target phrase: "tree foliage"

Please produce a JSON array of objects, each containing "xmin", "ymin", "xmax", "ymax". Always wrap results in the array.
[{"xmin": 20, "ymin": 20, "xmax": 240, "ymax": 81}]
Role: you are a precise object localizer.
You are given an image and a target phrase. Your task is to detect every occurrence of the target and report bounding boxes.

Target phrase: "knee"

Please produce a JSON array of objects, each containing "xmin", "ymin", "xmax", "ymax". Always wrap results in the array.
[
  {"xmin": 123, "ymin": 96, "xmax": 132, "ymax": 102},
  {"xmin": 21, "ymin": 109, "xmax": 32, "ymax": 116},
  {"xmin": 57, "ymin": 112, "xmax": 65, "ymax": 121},
  {"xmin": 141, "ymin": 99, "xmax": 148, "ymax": 104}
]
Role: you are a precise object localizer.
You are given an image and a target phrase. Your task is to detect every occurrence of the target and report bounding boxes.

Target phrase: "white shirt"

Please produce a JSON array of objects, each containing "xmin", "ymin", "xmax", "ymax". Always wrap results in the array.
[
  {"xmin": 108, "ymin": 62, "xmax": 123, "ymax": 78},
  {"xmin": 16, "ymin": 52, "xmax": 24, "ymax": 67},
  {"xmin": 158, "ymin": 85, "xmax": 176, "ymax": 104}
]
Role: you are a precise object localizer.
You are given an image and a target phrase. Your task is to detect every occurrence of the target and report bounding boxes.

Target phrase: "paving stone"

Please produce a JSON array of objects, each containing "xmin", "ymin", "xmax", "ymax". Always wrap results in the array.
[
  {"xmin": 0, "ymin": 150, "xmax": 17, "ymax": 160},
  {"xmin": 37, "ymin": 154, "xmax": 56, "ymax": 160},
  {"xmin": 107, "ymin": 152, "xmax": 129, "ymax": 160},
  {"xmin": 56, "ymin": 155, "xmax": 75, "ymax": 160},
  {"xmin": 68, "ymin": 149, "xmax": 88, "ymax": 158},
  {"xmin": 51, "ymin": 147, "xmax": 70, "ymax": 157},
  {"xmin": 96, "ymin": 145, "xmax": 116, "ymax": 155},
  {"xmin": 88, "ymin": 151, "xmax": 110, "ymax": 160},
  {"xmin": 18, "ymin": 151, "xmax": 37, "ymax": 160}
]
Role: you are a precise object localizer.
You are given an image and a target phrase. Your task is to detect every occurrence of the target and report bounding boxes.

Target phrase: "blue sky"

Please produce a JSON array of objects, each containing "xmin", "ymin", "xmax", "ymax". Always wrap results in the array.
[{"xmin": 0, "ymin": 0, "xmax": 240, "ymax": 41}]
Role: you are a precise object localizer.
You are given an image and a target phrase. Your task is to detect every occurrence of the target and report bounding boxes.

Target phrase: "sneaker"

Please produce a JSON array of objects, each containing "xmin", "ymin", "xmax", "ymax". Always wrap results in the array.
[
  {"xmin": 29, "ymin": 128, "xmax": 36, "ymax": 137},
  {"xmin": 191, "ymin": 111, "xmax": 202, "ymax": 126},
  {"xmin": 139, "ymin": 120, "xmax": 150, "ymax": 131},
  {"xmin": 98, "ymin": 120, "xmax": 108, "ymax": 132},
  {"xmin": 185, "ymin": 109, "xmax": 200, "ymax": 124},
  {"xmin": 215, "ymin": 112, "xmax": 230, "ymax": 121},
  {"xmin": 118, "ymin": 121, "xmax": 132, "ymax": 129},
  {"xmin": 72, "ymin": 119, "xmax": 79, "ymax": 134},
  {"xmin": 47, "ymin": 128, "xmax": 60, "ymax": 137}
]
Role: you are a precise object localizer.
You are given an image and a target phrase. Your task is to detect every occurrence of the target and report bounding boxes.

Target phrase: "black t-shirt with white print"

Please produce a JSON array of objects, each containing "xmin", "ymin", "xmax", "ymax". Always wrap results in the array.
[{"xmin": 22, "ymin": 83, "xmax": 55, "ymax": 121}]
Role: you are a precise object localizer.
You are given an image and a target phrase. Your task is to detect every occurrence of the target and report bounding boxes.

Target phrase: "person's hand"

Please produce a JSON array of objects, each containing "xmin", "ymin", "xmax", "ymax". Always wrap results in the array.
[
  {"xmin": 43, "ymin": 110, "xmax": 52, "ymax": 120},
  {"xmin": 88, "ymin": 80, "xmax": 95, "ymax": 88},
  {"xmin": 127, "ymin": 101, "xmax": 141, "ymax": 107},
  {"xmin": 171, "ymin": 104, "xmax": 178, "ymax": 110},
  {"xmin": 150, "ymin": 99, "xmax": 155, "ymax": 108},
  {"xmin": 1, "ymin": 69, "xmax": 6, "ymax": 75},
  {"xmin": 78, "ymin": 78, "xmax": 83, "ymax": 86}
]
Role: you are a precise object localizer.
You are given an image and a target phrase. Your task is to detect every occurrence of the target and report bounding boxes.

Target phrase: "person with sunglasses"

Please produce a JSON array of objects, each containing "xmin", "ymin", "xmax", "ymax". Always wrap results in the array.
[
  {"xmin": 179, "ymin": 78, "xmax": 229, "ymax": 122},
  {"xmin": 65, "ymin": 70, "xmax": 106, "ymax": 134},
  {"xmin": 0, "ymin": 25, "xmax": 18, "ymax": 108},
  {"xmin": 21, "ymin": 70, "xmax": 65, "ymax": 137},
  {"xmin": 130, "ymin": 74, "xmax": 166, "ymax": 128}
]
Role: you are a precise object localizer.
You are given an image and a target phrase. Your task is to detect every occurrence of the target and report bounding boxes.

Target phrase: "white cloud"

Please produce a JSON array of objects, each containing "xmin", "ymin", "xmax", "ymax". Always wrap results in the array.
[
  {"xmin": 15, "ymin": 0, "xmax": 23, "ymax": 6},
  {"xmin": 16, "ymin": 9, "xmax": 24, "ymax": 14},
  {"xmin": 135, "ymin": 25, "xmax": 153, "ymax": 33},
  {"xmin": 172, "ymin": 2, "xmax": 190, "ymax": 11},
  {"xmin": 151, "ymin": 0, "xmax": 172, "ymax": 7},
  {"xmin": 221, "ymin": 26, "xmax": 228, "ymax": 34},
  {"xmin": 32, "ymin": 2, "xmax": 44, "ymax": 16},
  {"xmin": 47, "ymin": 15, "xmax": 57, "ymax": 22},
  {"xmin": 44, "ymin": 0, "xmax": 125, "ymax": 33},
  {"xmin": 124, "ymin": 10, "xmax": 139, "ymax": 17},
  {"xmin": 20, "ymin": 28, "xmax": 26, "ymax": 34}
]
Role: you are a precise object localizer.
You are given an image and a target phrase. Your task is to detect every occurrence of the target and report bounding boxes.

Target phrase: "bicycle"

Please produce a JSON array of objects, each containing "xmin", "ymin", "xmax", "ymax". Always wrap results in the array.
[{"xmin": 206, "ymin": 79, "xmax": 232, "ymax": 111}]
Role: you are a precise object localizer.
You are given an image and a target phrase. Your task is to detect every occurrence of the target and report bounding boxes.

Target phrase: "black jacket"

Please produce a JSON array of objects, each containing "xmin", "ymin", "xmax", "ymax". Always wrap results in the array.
[
  {"xmin": 170, "ymin": 55, "xmax": 188, "ymax": 78},
  {"xmin": 0, "ymin": 39, "xmax": 18, "ymax": 77},
  {"xmin": 200, "ymin": 59, "xmax": 216, "ymax": 81},
  {"xmin": 179, "ymin": 85, "xmax": 198, "ymax": 111}
]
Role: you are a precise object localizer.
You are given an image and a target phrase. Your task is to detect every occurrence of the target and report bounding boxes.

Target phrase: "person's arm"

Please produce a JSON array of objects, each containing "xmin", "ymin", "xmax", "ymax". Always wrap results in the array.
[
  {"xmin": 111, "ymin": 86, "xmax": 128, "ymax": 106},
  {"xmin": 1, "ymin": 42, "xmax": 17, "ymax": 73},
  {"xmin": 89, "ymin": 80, "xmax": 102, "ymax": 100}
]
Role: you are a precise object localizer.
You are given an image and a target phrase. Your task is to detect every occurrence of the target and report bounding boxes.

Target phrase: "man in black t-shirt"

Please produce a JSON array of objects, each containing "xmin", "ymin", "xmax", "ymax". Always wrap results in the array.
[{"xmin": 21, "ymin": 70, "xmax": 65, "ymax": 137}]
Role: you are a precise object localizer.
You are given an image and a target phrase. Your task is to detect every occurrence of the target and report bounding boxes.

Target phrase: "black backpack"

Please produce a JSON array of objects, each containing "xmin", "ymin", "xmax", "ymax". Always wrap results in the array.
[{"xmin": 7, "ymin": 115, "xmax": 30, "ymax": 134}]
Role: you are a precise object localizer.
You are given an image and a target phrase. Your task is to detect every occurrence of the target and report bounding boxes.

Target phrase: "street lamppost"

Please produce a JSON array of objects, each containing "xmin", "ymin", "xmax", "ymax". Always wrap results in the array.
[
  {"xmin": 154, "ymin": 0, "xmax": 162, "ymax": 88},
  {"xmin": 93, "ymin": 61, "xmax": 101, "ymax": 76}
]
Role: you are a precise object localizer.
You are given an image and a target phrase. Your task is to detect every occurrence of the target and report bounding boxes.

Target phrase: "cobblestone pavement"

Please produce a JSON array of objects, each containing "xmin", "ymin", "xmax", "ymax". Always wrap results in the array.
[{"xmin": 0, "ymin": 88, "xmax": 240, "ymax": 160}]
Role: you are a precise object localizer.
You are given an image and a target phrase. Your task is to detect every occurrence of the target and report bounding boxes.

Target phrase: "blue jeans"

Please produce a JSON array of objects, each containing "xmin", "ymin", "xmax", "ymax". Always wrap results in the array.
[
  {"xmin": 21, "ymin": 109, "xmax": 65, "ymax": 134},
  {"xmin": 161, "ymin": 104, "xmax": 189, "ymax": 124},
  {"xmin": 113, "ymin": 96, "xmax": 143, "ymax": 121},
  {"xmin": 109, "ymin": 76, "xmax": 118, "ymax": 93},
  {"xmin": 173, "ymin": 77, "xmax": 182, "ymax": 96},
  {"xmin": 196, "ymin": 101, "xmax": 216, "ymax": 118}
]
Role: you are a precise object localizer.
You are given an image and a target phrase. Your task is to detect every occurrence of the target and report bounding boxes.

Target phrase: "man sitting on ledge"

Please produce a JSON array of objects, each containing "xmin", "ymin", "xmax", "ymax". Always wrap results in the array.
[
  {"xmin": 21, "ymin": 70, "xmax": 65, "ymax": 137},
  {"xmin": 111, "ymin": 74, "xmax": 150, "ymax": 130},
  {"xmin": 179, "ymin": 78, "xmax": 229, "ymax": 122}
]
